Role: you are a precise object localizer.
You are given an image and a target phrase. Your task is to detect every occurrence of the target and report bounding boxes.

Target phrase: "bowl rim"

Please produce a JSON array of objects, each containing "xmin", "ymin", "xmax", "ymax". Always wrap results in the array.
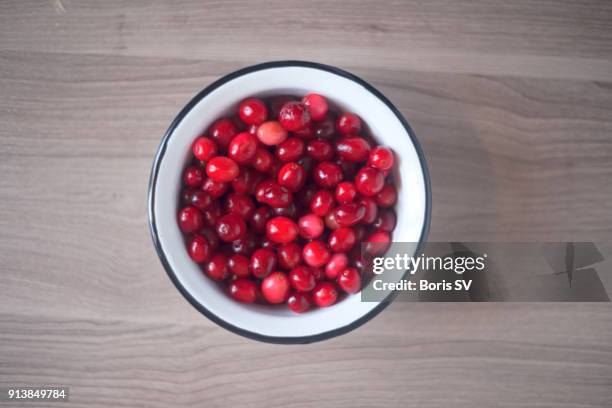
[{"xmin": 148, "ymin": 60, "xmax": 432, "ymax": 344}]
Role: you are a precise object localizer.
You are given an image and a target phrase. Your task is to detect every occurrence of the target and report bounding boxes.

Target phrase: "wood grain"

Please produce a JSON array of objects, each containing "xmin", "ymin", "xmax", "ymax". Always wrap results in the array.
[{"xmin": 0, "ymin": 1, "xmax": 611, "ymax": 407}]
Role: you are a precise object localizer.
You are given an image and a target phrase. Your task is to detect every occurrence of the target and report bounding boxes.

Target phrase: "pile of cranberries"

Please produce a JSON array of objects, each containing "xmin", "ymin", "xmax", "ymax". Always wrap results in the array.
[{"xmin": 178, "ymin": 93, "xmax": 396, "ymax": 313}]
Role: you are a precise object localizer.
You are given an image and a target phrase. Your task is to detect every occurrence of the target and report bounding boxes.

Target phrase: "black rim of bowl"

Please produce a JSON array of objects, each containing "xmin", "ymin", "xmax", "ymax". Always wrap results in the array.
[{"xmin": 148, "ymin": 60, "xmax": 432, "ymax": 344}]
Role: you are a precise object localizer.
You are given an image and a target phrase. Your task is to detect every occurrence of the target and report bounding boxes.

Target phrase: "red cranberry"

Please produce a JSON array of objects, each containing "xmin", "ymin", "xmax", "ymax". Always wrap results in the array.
[
  {"xmin": 338, "ymin": 267, "xmax": 361, "ymax": 294},
  {"xmin": 310, "ymin": 189, "xmax": 335, "ymax": 216},
  {"xmin": 336, "ymin": 112, "xmax": 361, "ymax": 135},
  {"xmin": 229, "ymin": 278, "xmax": 257, "ymax": 303},
  {"xmin": 188, "ymin": 235, "xmax": 212, "ymax": 263},
  {"xmin": 369, "ymin": 146, "xmax": 394, "ymax": 171},
  {"xmin": 232, "ymin": 167, "xmax": 261, "ymax": 195},
  {"xmin": 202, "ymin": 177, "xmax": 229, "ymax": 198},
  {"xmin": 359, "ymin": 197, "xmax": 378, "ymax": 224},
  {"xmin": 230, "ymin": 233, "xmax": 256, "ymax": 256},
  {"xmin": 325, "ymin": 253, "xmax": 348, "ymax": 279},
  {"xmin": 201, "ymin": 202, "xmax": 222, "ymax": 227},
  {"xmin": 277, "ymin": 242, "xmax": 302, "ymax": 270},
  {"xmin": 238, "ymin": 97, "xmax": 268, "ymax": 125},
  {"xmin": 287, "ymin": 291, "xmax": 311, "ymax": 313},
  {"xmin": 183, "ymin": 165, "xmax": 204, "ymax": 187},
  {"xmin": 266, "ymin": 216, "xmax": 298, "ymax": 244},
  {"xmin": 335, "ymin": 181, "xmax": 357, "ymax": 204},
  {"xmin": 313, "ymin": 114, "xmax": 336, "ymax": 139},
  {"xmin": 198, "ymin": 227, "xmax": 219, "ymax": 251},
  {"xmin": 325, "ymin": 212, "xmax": 340, "ymax": 230},
  {"xmin": 333, "ymin": 202, "xmax": 366, "ymax": 227},
  {"xmin": 224, "ymin": 193, "xmax": 255, "ymax": 219},
  {"xmin": 249, "ymin": 248, "xmax": 277, "ymax": 278},
  {"xmin": 252, "ymin": 147, "xmax": 274, "ymax": 172},
  {"xmin": 302, "ymin": 240, "xmax": 331, "ymax": 267},
  {"xmin": 328, "ymin": 227, "xmax": 356, "ymax": 252},
  {"xmin": 298, "ymin": 213, "xmax": 324, "ymax": 239},
  {"xmin": 276, "ymin": 137, "xmax": 305, "ymax": 162},
  {"xmin": 206, "ymin": 156, "xmax": 239, "ymax": 182},
  {"xmin": 278, "ymin": 101, "xmax": 311, "ymax": 132},
  {"xmin": 257, "ymin": 121, "xmax": 288, "ymax": 146},
  {"xmin": 365, "ymin": 229, "xmax": 391, "ymax": 256},
  {"xmin": 293, "ymin": 122, "xmax": 315, "ymax": 139},
  {"xmin": 269, "ymin": 95, "xmax": 296, "ymax": 118},
  {"xmin": 373, "ymin": 209, "xmax": 396, "ymax": 231},
  {"xmin": 228, "ymin": 132, "xmax": 258, "ymax": 164},
  {"xmin": 178, "ymin": 206, "xmax": 203, "ymax": 233},
  {"xmin": 277, "ymin": 162, "xmax": 306, "ymax": 192},
  {"xmin": 208, "ymin": 118, "xmax": 237, "ymax": 148},
  {"xmin": 313, "ymin": 161, "xmax": 343, "ymax": 188},
  {"xmin": 289, "ymin": 265, "xmax": 316, "ymax": 292},
  {"xmin": 354, "ymin": 167, "xmax": 384, "ymax": 196},
  {"xmin": 215, "ymin": 212, "xmax": 247, "ymax": 242},
  {"xmin": 261, "ymin": 271, "xmax": 290, "ymax": 304},
  {"xmin": 312, "ymin": 282, "xmax": 338, "ymax": 307},
  {"xmin": 302, "ymin": 93, "xmax": 328, "ymax": 121},
  {"xmin": 255, "ymin": 179, "xmax": 293, "ymax": 208},
  {"xmin": 249, "ymin": 206, "xmax": 272, "ymax": 233},
  {"xmin": 307, "ymin": 139, "xmax": 334, "ymax": 161},
  {"xmin": 228, "ymin": 254, "xmax": 250, "ymax": 278},
  {"xmin": 192, "ymin": 137, "xmax": 218, "ymax": 162},
  {"xmin": 336, "ymin": 137, "xmax": 371, "ymax": 162},
  {"xmin": 375, "ymin": 184, "xmax": 397, "ymax": 207},
  {"xmin": 205, "ymin": 254, "xmax": 230, "ymax": 281},
  {"xmin": 189, "ymin": 190, "xmax": 213, "ymax": 210}
]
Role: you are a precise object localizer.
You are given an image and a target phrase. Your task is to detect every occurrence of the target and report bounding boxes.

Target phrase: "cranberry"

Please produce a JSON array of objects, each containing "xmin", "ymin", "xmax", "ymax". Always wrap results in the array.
[
  {"xmin": 312, "ymin": 282, "xmax": 338, "ymax": 307},
  {"xmin": 228, "ymin": 254, "xmax": 250, "ymax": 278},
  {"xmin": 266, "ymin": 216, "xmax": 298, "ymax": 244},
  {"xmin": 325, "ymin": 212, "xmax": 340, "ymax": 230},
  {"xmin": 206, "ymin": 156, "xmax": 239, "ymax": 182},
  {"xmin": 249, "ymin": 248, "xmax": 277, "ymax": 278},
  {"xmin": 199, "ymin": 227, "xmax": 219, "ymax": 251},
  {"xmin": 192, "ymin": 137, "xmax": 218, "ymax": 162},
  {"xmin": 354, "ymin": 167, "xmax": 384, "ymax": 196},
  {"xmin": 232, "ymin": 167, "xmax": 261, "ymax": 195},
  {"xmin": 249, "ymin": 206, "xmax": 272, "ymax": 233},
  {"xmin": 201, "ymin": 202, "xmax": 222, "ymax": 227},
  {"xmin": 228, "ymin": 132, "xmax": 258, "ymax": 164},
  {"xmin": 224, "ymin": 193, "xmax": 255, "ymax": 219},
  {"xmin": 302, "ymin": 93, "xmax": 328, "ymax": 121},
  {"xmin": 277, "ymin": 242, "xmax": 302, "ymax": 270},
  {"xmin": 229, "ymin": 279, "xmax": 257, "ymax": 303},
  {"xmin": 257, "ymin": 121, "xmax": 288, "ymax": 146},
  {"xmin": 335, "ymin": 181, "xmax": 357, "ymax": 204},
  {"xmin": 188, "ymin": 235, "xmax": 212, "ymax": 263},
  {"xmin": 310, "ymin": 189, "xmax": 335, "ymax": 216},
  {"xmin": 338, "ymin": 267, "xmax": 361, "ymax": 294},
  {"xmin": 333, "ymin": 202, "xmax": 366, "ymax": 227},
  {"xmin": 365, "ymin": 229, "xmax": 391, "ymax": 256},
  {"xmin": 277, "ymin": 162, "xmax": 306, "ymax": 192},
  {"xmin": 369, "ymin": 146, "xmax": 394, "ymax": 171},
  {"xmin": 328, "ymin": 227, "xmax": 356, "ymax": 252},
  {"xmin": 307, "ymin": 139, "xmax": 334, "ymax": 161},
  {"xmin": 278, "ymin": 101, "xmax": 311, "ymax": 132},
  {"xmin": 183, "ymin": 165, "xmax": 204, "ymax": 187},
  {"xmin": 289, "ymin": 266, "xmax": 316, "ymax": 292},
  {"xmin": 276, "ymin": 137, "xmax": 305, "ymax": 162},
  {"xmin": 287, "ymin": 291, "xmax": 311, "ymax": 313},
  {"xmin": 359, "ymin": 197, "xmax": 378, "ymax": 224},
  {"xmin": 313, "ymin": 161, "xmax": 343, "ymax": 188},
  {"xmin": 375, "ymin": 184, "xmax": 397, "ymax": 207},
  {"xmin": 230, "ymin": 233, "xmax": 256, "ymax": 256},
  {"xmin": 298, "ymin": 213, "xmax": 324, "ymax": 239},
  {"xmin": 373, "ymin": 209, "xmax": 396, "ymax": 231},
  {"xmin": 215, "ymin": 212, "xmax": 247, "ymax": 242},
  {"xmin": 208, "ymin": 118, "xmax": 238, "ymax": 148},
  {"xmin": 238, "ymin": 97, "xmax": 268, "ymax": 125},
  {"xmin": 182, "ymin": 188, "xmax": 196, "ymax": 206},
  {"xmin": 205, "ymin": 254, "xmax": 230, "ymax": 281},
  {"xmin": 293, "ymin": 122, "xmax": 315, "ymax": 139},
  {"xmin": 269, "ymin": 95, "xmax": 296, "ymax": 118},
  {"xmin": 325, "ymin": 253, "xmax": 349, "ymax": 279},
  {"xmin": 252, "ymin": 147, "xmax": 274, "ymax": 172},
  {"xmin": 302, "ymin": 240, "xmax": 331, "ymax": 267},
  {"xmin": 313, "ymin": 114, "xmax": 336, "ymax": 139},
  {"xmin": 189, "ymin": 190, "xmax": 213, "ymax": 210},
  {"xmin": 336, "ymin": 137, "xmax": 371, "ymax": 162},
  {"xmin": 336, "ymin": 112, "xmax": 361, "ymax": 135},
  {"xmin": 261, "ymin": 271, "xmax": 290, "ymax": 304},
  {"xmin": 178, "ymin": 206, "xmax": 203, "ymax": 233},
  {"xmin": 254, "ymin": 179, "xmax": 293, "ymax": 208},
  {"xmin": 202, "ymin": 177, "xmax": 229, "ymax": 198}
]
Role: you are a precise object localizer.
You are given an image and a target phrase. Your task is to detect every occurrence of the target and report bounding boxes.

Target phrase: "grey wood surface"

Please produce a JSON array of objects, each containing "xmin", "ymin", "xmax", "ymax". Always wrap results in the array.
[{"xmin": 1, "ymin": 1, "xmax": 611, "ymax": 406}]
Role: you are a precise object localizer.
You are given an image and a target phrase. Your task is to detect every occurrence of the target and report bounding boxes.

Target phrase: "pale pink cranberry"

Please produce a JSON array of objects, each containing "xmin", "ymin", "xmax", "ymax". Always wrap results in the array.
[
  {"xmin": 302, "ymin": 93, "xmax": 328, "ymax": 121},
  {"xmin": 257, "ymin": 121, "xmax": 288, "ymax": 146},
  {"xmin": 298, "ymin": 213, "xmax": 324, "ymax": 239}
]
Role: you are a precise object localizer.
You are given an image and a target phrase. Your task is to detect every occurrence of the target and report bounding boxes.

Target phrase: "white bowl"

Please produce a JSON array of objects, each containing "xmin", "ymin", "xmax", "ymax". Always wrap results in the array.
[{"xmin": 148, "ymin": 61, "xmax": 431, "ymax": 343}]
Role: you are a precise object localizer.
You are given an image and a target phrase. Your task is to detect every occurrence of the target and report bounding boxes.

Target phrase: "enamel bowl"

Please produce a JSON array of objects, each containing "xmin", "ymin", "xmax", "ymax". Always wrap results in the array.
[{"xmin": 148, "ymin": 61, "xmax": 431, "ymax": 343}]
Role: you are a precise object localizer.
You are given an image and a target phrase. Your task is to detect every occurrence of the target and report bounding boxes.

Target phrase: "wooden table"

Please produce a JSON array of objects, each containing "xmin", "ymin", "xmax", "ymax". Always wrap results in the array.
[{"xmin": 1, "ymin": 1, "xmax": 611, "ymax": 406}]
